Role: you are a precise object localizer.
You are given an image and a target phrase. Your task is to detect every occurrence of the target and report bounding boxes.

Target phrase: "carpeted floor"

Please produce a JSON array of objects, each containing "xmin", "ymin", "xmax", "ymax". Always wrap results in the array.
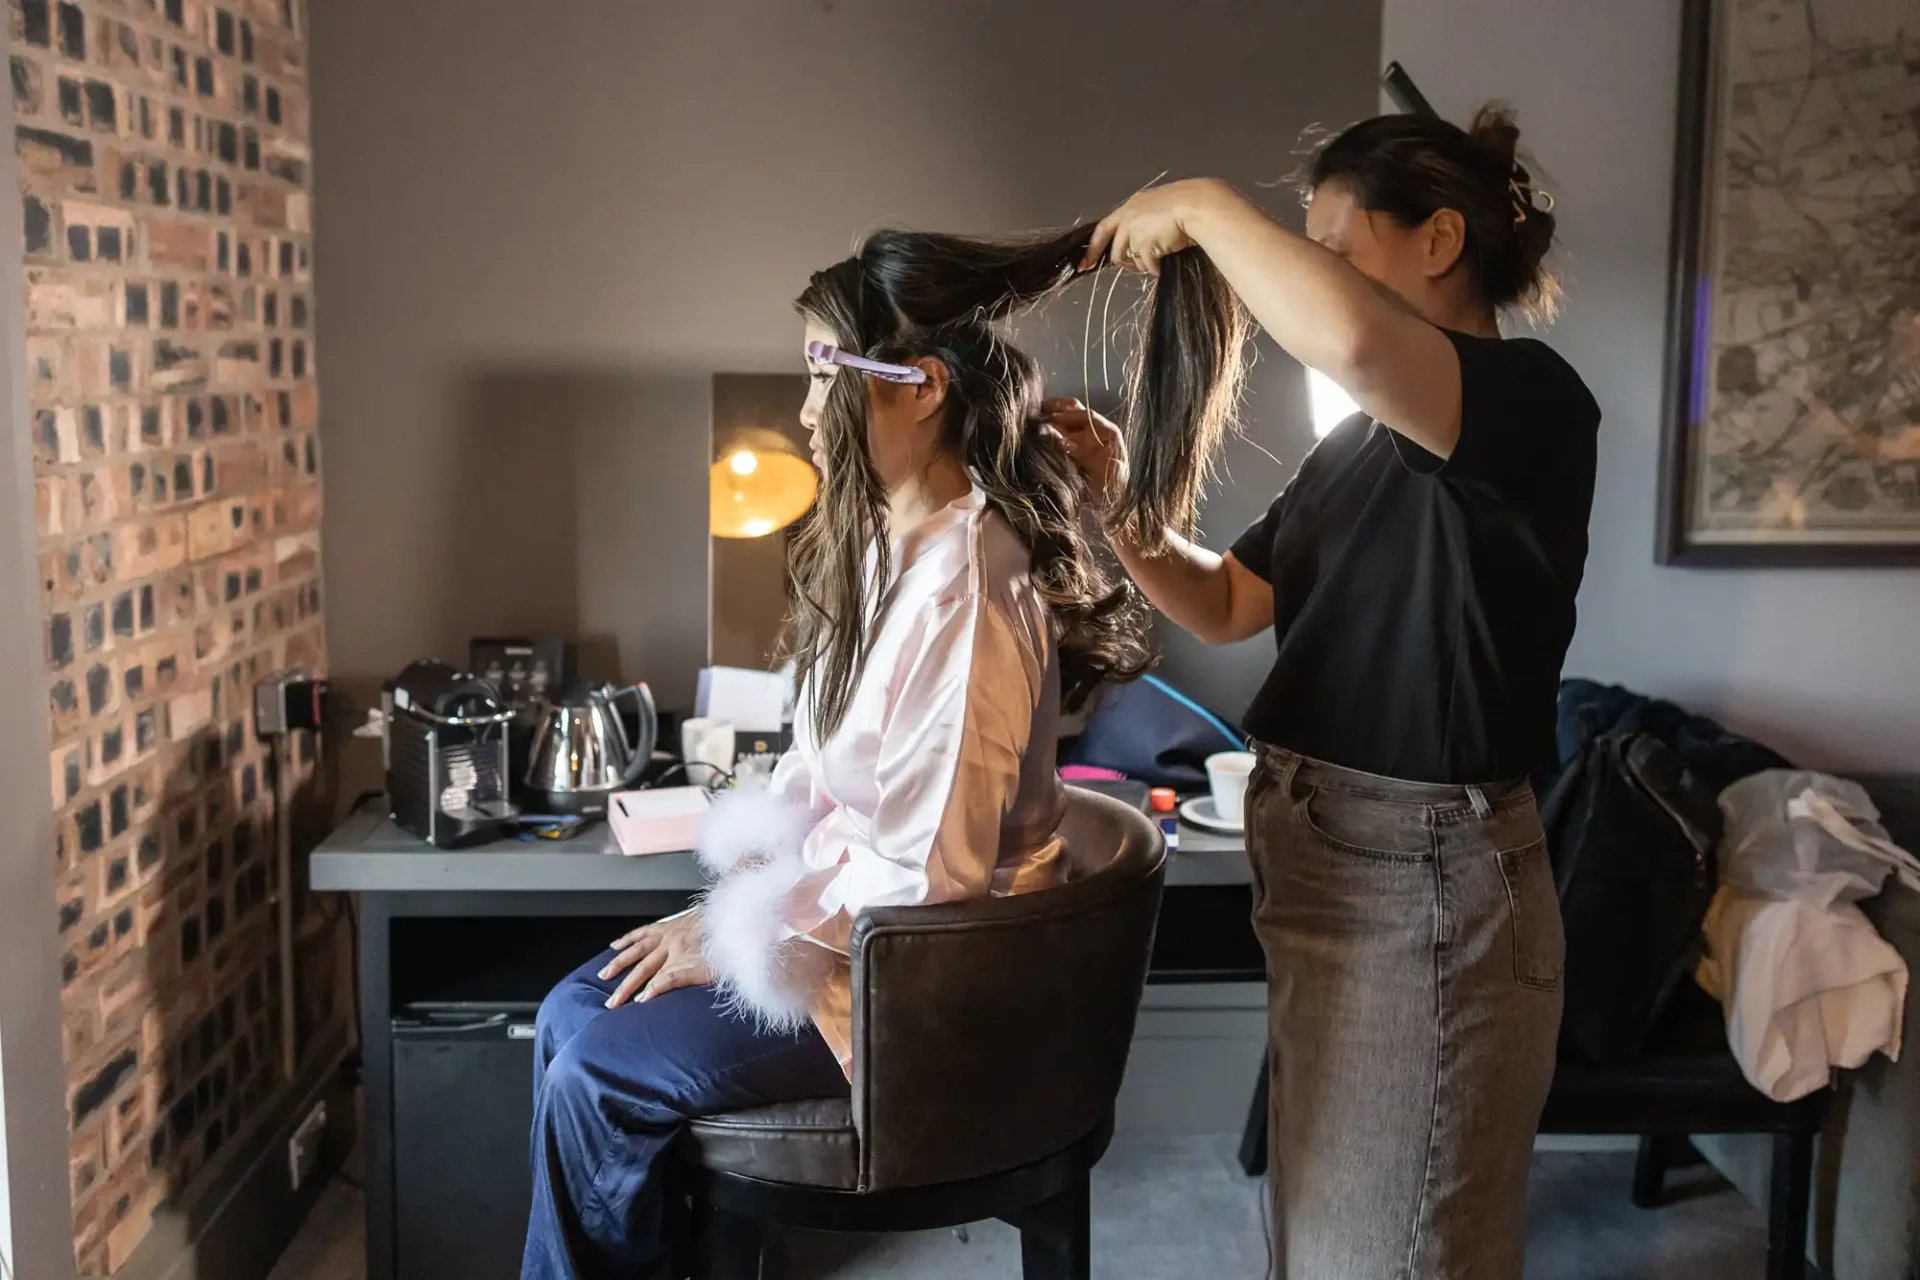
[{"xmin": 269, "ymin": 1134, "xmax": 1768, "ymax": 1279}]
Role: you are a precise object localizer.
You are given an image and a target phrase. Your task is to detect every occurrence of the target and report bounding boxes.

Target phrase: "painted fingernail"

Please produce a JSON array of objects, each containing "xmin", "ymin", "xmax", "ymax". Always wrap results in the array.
[
  {"xmin": 598, "ymin": 968, "xmax": 610, "ymax": 979},
  {"xmin": 603, "ymin": 996, "xmax": 617, "ymax": 1009}
]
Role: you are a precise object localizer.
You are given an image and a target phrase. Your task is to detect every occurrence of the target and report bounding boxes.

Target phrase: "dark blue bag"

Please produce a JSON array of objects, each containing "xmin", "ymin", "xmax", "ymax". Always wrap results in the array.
[
  {"xmin": 1540, "ymin": 678, "xmax": 1792, "ymax": 1063},
  {"xmin": 1059, "ymin": 673, "xmax": 1246, "ymax": 790}
]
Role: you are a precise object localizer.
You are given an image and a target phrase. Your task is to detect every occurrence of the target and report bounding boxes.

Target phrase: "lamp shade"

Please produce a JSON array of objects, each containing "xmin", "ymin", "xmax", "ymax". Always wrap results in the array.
[{"xmin": 710, "ymin": 427, "xmax": 817, "ymax": 539}]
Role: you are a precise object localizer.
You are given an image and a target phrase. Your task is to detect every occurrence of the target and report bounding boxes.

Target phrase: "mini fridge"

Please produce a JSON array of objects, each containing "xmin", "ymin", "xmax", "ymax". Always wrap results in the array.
[
  {"xmin": 382, "ymin": 911, "xmax": 669, "ymax": 1280},
  {"xmin": 391, "ymin": 1005, "xmax": 539, "ymax": 1280}
]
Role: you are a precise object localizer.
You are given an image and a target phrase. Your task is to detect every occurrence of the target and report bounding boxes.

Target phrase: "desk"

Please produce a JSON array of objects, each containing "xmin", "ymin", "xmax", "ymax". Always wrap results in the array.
[
  {"xmin": 310, "ymin": 810, "xmax": 1252, "ymax": 894},
  {"xmin": 312, "ymin": 807, "xmax": 1251, "ymax": 1280}
]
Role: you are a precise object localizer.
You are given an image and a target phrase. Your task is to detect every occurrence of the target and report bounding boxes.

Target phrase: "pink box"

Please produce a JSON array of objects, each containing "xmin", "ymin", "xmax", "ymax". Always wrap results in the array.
[{"xmin": 607, "ymin": 786, "xmax": 711, "ymax": 856}]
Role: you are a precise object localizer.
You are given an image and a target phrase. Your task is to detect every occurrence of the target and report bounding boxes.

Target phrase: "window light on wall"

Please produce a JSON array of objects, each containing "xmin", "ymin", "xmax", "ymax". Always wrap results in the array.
[{"xmin": 1307, "ymin": 368, "xmax": 1361, "ymax": 439}]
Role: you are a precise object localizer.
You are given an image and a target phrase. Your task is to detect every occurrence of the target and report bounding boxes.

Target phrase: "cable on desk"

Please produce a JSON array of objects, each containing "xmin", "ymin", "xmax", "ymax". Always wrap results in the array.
[{"xmin": 647, "ymin": 760, "xmax": 735, "ymax": 792}]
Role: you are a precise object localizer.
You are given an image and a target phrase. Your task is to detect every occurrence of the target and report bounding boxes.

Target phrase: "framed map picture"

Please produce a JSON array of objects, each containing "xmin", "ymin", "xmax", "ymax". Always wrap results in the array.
[{"xmin": 1657, "ymin": 0, "xmax": 1920, "ymax": 565}]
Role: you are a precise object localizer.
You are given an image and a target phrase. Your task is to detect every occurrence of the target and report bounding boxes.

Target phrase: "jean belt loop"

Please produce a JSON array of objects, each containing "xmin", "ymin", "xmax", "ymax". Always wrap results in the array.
[
  {"xmin": 1466, "ymin": 784, "xmax": 1492, "ymax": 820},
  {"xmin": 1278, "ymin": 752, "xmax": 1302, "ymax": 804}
]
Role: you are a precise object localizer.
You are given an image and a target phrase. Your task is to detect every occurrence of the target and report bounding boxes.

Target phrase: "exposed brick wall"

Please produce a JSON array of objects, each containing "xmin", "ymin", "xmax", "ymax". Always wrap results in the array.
[{"xmin": 10, "ymin": 0, "xmax": 337, "ymax": 1271}]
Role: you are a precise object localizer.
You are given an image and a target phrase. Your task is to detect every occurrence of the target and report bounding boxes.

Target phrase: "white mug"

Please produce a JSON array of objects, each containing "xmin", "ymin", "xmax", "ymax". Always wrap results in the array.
[
  {"xmin": 1205, "ymin": 750, "xmax": 1257, "ymax": 827},
  {"xmin": 680, "ymin": 717, "xmax": 736, "ymax": 777}
]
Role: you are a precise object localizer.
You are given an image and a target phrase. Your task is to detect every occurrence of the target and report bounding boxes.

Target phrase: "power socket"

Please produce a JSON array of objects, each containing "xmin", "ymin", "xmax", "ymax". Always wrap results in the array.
[
  {"xmin": 288, "ymin": 1100, "xmax": 327, "ymax": 1191},
  {"xmin": 256, "ymin": 668, "xmax": 330, "ymax": 738}
]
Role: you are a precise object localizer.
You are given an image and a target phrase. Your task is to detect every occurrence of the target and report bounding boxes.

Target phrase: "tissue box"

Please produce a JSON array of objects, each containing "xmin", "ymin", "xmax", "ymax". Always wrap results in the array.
[{"xmin": 608, "ymin": 786, "xmax": 711, "ymax": 857}]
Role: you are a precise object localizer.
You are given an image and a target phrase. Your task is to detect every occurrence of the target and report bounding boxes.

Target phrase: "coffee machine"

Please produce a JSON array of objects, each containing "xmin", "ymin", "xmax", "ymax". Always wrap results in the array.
[{"xmin": 382, "ymin": 660, "xmax": 519, "ymax": 848}]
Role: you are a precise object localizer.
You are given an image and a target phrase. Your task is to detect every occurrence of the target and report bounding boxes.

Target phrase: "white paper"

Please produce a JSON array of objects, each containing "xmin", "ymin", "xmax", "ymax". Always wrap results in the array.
[{"xmin": 695, "ymin": 666, "xmax": 787, "ymax": 733}]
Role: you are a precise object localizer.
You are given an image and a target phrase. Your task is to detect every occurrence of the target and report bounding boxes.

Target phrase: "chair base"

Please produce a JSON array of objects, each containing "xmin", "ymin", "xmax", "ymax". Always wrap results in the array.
[
  {"xmin": 1237, "ymin": 1059, "xmax": 1268, "ymax": 1179},
  {"xmin": 1632, "ymin": 1128, "xmax": 1818, "ymax": 1280},
  {"xmin": 684, "ymin": 1117, "xmax": 1111, "ymax": 1279}
]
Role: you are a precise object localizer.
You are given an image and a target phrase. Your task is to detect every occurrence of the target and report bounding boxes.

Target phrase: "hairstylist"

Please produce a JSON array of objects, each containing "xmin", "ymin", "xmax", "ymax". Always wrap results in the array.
[{"xmin": 1042, "ymin": 108, "xmax": 1599, "ymax": 1279}]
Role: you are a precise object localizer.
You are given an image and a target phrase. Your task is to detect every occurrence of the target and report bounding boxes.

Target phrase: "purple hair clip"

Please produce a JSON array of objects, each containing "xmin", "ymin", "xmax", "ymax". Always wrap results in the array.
[{"xmin": 805, "ymin": 340, "xmax": 927, "ymax": 385}]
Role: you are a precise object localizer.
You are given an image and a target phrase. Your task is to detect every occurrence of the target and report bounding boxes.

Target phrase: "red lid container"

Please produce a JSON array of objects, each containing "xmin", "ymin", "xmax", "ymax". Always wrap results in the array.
[{"xmin": 1148, "ymin": 787, "xmax": 1177, "ymax": 813}]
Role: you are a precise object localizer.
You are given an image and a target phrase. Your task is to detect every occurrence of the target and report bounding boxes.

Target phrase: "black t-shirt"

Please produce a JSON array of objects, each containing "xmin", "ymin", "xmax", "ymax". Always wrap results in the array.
[{"xmin": 1229, "ymin": 330, "xmax": 1600, "ymax": 784}]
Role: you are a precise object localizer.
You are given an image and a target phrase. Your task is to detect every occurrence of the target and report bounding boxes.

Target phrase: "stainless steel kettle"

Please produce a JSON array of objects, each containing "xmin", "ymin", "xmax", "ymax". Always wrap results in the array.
[{"xmin": 524, "ymin": 680, "xmax": 658, "ymax": 813}]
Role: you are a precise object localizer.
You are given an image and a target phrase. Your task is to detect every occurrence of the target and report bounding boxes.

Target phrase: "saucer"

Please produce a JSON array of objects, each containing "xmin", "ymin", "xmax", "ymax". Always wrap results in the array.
[{"xmin": 1179, "ymin": 795, "xmax": 1244, "ymax": 835}]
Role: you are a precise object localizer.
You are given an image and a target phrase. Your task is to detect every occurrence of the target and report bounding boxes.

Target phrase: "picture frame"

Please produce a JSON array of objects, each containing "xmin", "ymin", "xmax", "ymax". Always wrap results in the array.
[{"xmin": 1656, "ymin": 0, "xmax": 1920, "ymax": 566}]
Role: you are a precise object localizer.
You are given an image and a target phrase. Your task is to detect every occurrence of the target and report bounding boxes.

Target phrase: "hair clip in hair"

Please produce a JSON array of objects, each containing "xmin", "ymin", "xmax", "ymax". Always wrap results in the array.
[
  {"xmin": 805, "ymin": 341, "xmax": 928, "ymax": 385},
  {"xmin": 1508, "ymin": 177, "xmax": 1555, "ymax": 225}
]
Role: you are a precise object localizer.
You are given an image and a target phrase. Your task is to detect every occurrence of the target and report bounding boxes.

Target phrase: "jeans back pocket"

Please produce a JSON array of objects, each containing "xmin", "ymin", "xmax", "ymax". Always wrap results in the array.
[{"xmin": 1495, "ymin": 839, "xmax": 1565, "ymax": 991}]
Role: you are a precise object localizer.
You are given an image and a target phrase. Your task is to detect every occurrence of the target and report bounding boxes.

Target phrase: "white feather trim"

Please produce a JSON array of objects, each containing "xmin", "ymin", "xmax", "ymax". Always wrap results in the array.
[
  {"xmin": 698, "ymin": 854, "xmax": 837, "ymax": 1033},
  {"xmin": 696, "ymin": 787, "xmax": 813, "ymax": 878}
]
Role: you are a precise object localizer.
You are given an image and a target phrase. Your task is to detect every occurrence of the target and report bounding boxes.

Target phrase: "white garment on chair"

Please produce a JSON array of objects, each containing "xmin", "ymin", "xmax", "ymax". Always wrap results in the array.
[{"xmin": 1697, "ymin": 885, "xmax": 1908, "ymax": 1102}]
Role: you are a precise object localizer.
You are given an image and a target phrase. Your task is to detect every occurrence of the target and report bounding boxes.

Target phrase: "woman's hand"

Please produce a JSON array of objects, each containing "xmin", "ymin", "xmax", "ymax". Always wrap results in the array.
[
  {"xmin": 1042, "ymin": 402, "xmax": 1276, "ymax": 646},
  {"xmin": 600, "ymin": 910, "xmax": 713, "ymax": 1008},
  {"xmin": 1038, "ymin": 397, "xmax": 1127, "ymax": 514},
  {"xmin": 1083, "ymin": 178, "xmax": 1238, "ymax": 275}
]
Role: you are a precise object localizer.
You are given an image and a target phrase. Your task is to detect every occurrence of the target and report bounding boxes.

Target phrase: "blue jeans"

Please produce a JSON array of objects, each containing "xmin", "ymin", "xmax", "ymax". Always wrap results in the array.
[{"xmin": 520, "ymin": 950, "xmax": 849, "ymax": 1280}]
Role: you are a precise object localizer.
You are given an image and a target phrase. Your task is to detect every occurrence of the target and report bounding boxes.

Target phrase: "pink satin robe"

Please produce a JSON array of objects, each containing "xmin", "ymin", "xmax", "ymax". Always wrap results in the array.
[{"xmin": 698, "ymin": 486, "xmax": 1068, "ymax": 1074}]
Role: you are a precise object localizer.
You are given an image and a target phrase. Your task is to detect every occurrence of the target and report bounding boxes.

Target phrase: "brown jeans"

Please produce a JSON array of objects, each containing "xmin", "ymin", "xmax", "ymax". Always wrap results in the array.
[{"xmin": 1246, "ymin": 745, "xmax": 1564, "ymax": 1279}]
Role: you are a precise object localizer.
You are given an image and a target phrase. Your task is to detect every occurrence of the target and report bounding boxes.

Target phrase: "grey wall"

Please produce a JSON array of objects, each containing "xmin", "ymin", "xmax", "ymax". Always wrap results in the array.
[
  {"xmin": 1380, "ymin": 0, "xmax": 1920, "ymax": 772},
  {"xmin": 308, "ymin": 0, "xmax": 1382, "ymax": 719},
  {"xmin": 0, "ymin": 24, "xmax": 76, "ymax": 1277}
]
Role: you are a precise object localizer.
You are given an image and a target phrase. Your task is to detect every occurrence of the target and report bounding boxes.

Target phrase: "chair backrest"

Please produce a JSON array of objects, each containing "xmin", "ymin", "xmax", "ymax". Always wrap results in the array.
[{"xmin": 847, "ymin": 787, "xmax": 1166, "ymax": 1191}]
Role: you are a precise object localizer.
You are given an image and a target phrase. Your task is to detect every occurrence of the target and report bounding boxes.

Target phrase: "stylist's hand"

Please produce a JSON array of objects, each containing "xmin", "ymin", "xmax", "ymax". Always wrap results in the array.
[
  {"xmin": 1083, "ymin": 177, "xmax": 1233, "ymax": 275},
  {"xmin": 601, "ymin": 910, "xmax": 713, "ymax": 1008},
  {"xmin": 1038, "ymin": 398, "xmax": 1127, "ymax": 512}
]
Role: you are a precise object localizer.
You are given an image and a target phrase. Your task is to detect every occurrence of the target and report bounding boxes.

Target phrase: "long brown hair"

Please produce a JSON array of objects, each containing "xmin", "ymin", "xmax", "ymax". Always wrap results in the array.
[
  {"xmin": 1112, "ymin": 248, "xmax": 1255, "ymax": 549},
  {"xmin": 789, "ymin": 226, "xmax": 1247, "ymax": 740}
]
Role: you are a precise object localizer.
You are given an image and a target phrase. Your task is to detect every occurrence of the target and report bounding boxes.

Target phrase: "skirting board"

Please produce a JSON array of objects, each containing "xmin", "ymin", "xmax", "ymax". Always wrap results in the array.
[
  {"xmin": 1533, "ymin": 1135, "xmax": 1640, "ymax": 1154},
  {"xmin": 116, "ymin": 1029, "xmax": 354, "ymax": 1280}
]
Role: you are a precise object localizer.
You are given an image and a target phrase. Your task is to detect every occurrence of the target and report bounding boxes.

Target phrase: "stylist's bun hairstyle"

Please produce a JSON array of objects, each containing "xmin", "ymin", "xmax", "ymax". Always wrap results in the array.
[
  {"xmin": 1110, "ymin": 109, "xmax": 1564, "ymax": 554},
  {"xmin": 1308, "ymin": 103, "xmax": 1561, "ymax": 323},
  {"xmin": 792, "ymin": 228, "xmax": 1166, "ymax": 740}
]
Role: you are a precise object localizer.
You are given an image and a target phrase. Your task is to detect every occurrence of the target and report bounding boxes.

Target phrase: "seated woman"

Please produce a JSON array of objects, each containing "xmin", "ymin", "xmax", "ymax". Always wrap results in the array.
[{"xmin": 519, "ymin": 225, "xmax": 1238, "ymax": 1279}]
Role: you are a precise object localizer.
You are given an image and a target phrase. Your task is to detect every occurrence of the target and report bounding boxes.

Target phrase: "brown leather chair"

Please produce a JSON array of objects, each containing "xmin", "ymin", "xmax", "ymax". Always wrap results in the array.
[{"xmin": 675, "ymin": 786, "xmax": 1167, "ymax": 1279}]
